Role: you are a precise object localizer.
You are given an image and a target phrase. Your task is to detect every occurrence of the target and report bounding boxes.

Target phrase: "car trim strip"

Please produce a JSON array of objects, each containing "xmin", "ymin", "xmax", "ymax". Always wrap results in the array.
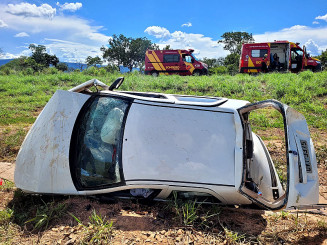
[
  {"xmin": 125, "ymin": 179, "xmax": 235, "ymax": 187},
  {"xmin": 133, "ymin": 101, "xmax": 234, "ymax": 113}
]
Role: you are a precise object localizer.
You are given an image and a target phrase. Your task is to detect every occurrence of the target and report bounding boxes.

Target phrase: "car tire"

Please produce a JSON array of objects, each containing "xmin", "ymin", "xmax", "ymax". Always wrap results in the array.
[
  {"xmin": 193, "ymin": 70, "xmax": 201, "ymax": 76},
  {"xmin": 151, "ymin": 71, "xmax": 159, "ymax": 77},
  {"xmin": 312, "ymin": 64, "xmax": 322, "ymax": 72}
]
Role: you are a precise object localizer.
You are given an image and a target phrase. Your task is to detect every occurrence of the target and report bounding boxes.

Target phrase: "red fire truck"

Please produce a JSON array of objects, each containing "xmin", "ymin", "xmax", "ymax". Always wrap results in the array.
[
  {"xmin": 145, "ymin": 49, "xmax": 208, "ymax": 76},
  {"xmin": 239, "ymin": 41, "xmax": 321, "ymax": 74}
]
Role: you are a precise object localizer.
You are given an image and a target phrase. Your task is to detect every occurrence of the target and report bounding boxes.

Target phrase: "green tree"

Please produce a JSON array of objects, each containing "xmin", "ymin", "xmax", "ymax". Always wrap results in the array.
[
  {"xmin": 85, "ymin": 56, "xmax": 103, "ymax": 67},
  {"xmin": 101, "ymin": 34, "xmax": 158, "ymax": 72},
  {"xmin": 316, "ymin": 49, "xmax": 327, "ymax": 70},
  {"xmin": 224, "ymin": 53, "xmax": 240, "ymax": 75},
  {"xmin": 201, "ymin": 57, "xmax": 217, "ymax": 69},
  {"xmin": 218, "ymin": 32, "xmax": 254, "ymax": 55},
  {"xmin": 201, "ymin": 57, "xmax": 225, "ymax": 69},
  {"xmin": 56, "ymin": 62, "xmax": 68, "ymax": 72},
  {"xmin": 163, "ymin": 45, "xmax": 171, "ymax": 50},
  {"xmin": 28, "ymin": 44, "xmax": 59, "ymax": 71}
]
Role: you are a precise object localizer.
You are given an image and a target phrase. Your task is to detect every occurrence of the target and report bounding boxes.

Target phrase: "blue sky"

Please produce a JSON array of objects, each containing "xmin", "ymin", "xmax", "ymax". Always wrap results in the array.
[{"xmin": 0, "ymin": 0, "xmax": 326, "ymax": 62}]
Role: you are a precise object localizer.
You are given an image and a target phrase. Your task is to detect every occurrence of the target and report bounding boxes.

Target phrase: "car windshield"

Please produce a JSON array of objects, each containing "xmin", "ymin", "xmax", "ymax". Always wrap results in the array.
[
  {"xmin": 71, "ymin": 96, "xmax": 130, "ymax": 189},
  {"xmin": 191, "ymin": 54, "xmax": 199, "ymax": 61}
]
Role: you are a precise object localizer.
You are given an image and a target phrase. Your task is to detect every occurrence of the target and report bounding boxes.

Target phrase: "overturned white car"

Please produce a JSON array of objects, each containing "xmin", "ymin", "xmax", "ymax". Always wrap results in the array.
[{"xmin": 15, "ymin": 78, "xmax": 319, "ymax": 210}]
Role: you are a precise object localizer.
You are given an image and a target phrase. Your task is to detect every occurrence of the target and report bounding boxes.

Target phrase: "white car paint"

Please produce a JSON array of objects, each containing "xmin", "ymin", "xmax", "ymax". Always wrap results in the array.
[{"xmin": 14, "ymin": 79, "xmax": 320, "ymax": 210}]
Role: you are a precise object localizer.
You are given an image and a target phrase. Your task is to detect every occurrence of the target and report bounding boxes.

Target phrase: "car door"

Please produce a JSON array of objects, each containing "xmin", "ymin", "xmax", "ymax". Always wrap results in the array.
[
  {"xmin": 284, "ymin": 105, "xmax": 319, "ymax": 208},
  {"xmin": 302, "ymin": 46, "xmax": 307, "ymax": 71},
  {"xmin": 238, "ymin": 100, "xmax": 319, "ymax": 210}
]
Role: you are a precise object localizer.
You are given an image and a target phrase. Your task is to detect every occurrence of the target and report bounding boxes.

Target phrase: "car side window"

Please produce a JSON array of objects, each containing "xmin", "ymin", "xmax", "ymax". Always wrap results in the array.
[{"xmin": 71, "ymin": 96, "xmax": 130, "ymax": 189}]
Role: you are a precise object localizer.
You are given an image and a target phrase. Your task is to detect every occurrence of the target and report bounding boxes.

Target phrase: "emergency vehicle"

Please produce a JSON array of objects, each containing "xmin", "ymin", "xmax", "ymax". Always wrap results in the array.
[
  {"xmin": 145, "ymin": 49, "xmax": 208, "ymax": 76},
  {"xmin": 239, "ymin": 41, "xmax": 322, "ymax": 74}
]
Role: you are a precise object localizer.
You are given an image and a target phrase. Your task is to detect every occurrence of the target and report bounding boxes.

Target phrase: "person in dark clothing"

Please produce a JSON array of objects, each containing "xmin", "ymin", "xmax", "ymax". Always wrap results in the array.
[{"xmin": 271, "ymin": 53, "xmax": 281, "ymax": 71}]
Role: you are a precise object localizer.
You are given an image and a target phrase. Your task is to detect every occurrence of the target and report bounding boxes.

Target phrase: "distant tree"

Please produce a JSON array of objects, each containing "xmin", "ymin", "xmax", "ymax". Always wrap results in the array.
[
  {"xmin": 56, "ymin": 62, "xmax": 68, "ymax": 72},
  {"xmin": 316, "ymin": 49, "xmax": 327, "ymax": 70},
  {"xmin": 0, "ymin": 57, "xmax": 28, "ymax": 71},
  {"xmin": 224, "ymin": 53, "xmax": 240, "ymax": 75},
  {"xmin": 163, "ymin": 45, "xmax": 171, "ymax": 50},
  {"xmin": 101, "ymin": 34, "xmax": 158, "ymax": 72},
  {"xmin": 28, "ymin": 44, "xmax": 59, "ymax": 70},
  {"xmin": 201, "ymin": 57, "xmax": 216, "ymax": 69},
  {"xmin": 218, "ymin": 32, "xmax": 254, "ymax": 55},
  {"xmin": 85, "ymin": 56, "xmax": 103, "ymax": 67}
]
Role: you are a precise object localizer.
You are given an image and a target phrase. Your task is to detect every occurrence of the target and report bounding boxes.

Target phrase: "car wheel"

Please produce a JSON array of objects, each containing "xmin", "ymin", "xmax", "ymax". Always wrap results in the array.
[
  {"xmin": 151, "ymin": 71, "xmax": 159, "ymax": 77},
  {"xmin": 193, "ymin": 70, "xmax": 201, "ymax": 76},
  {"xmin": 312, "ymin": 64, "xmax": 322, "ymax": 72}
]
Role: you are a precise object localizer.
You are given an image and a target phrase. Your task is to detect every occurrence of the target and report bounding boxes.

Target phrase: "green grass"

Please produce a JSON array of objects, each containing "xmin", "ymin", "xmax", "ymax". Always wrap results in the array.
[
  {"xmin": 70, "ymin": 209, "xmax": 114, "ymax": 244},
  {"xmin": 1, "ymin": 71, "xmax": 327, "ymax": 161},
  {"xmin": 25, "ymin": 201, "xmax": 68, "ymax": 231},
  {"xmin": 1, "ymin": 71, "xmax": 326, "ymax": 127}
]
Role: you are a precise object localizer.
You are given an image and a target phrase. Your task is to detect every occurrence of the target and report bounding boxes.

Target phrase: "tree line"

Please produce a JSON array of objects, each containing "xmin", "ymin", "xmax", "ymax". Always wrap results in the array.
[{"xmin": 1, "ymin": 32, "xmax": 326, "ymax": 75}]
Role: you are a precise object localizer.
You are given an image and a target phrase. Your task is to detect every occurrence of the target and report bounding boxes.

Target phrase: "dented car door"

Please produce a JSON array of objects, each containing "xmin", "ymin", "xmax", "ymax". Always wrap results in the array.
[{"xmin": 238, "ymin": 100, "xmax": 319, "ymax": 210}]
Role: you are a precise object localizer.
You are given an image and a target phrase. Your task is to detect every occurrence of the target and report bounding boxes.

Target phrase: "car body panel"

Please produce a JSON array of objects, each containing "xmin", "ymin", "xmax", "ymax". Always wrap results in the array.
[
  {"xmin": 15, "ymin": 90, "xmax": 90, "ymax": 194},
  {"xmin": 285, "ymin": 106, "xmax": 319, "ymax": 208},
  {"xmin": 122, "ymin": 102, "xmax": 236, "ymax": 186}
]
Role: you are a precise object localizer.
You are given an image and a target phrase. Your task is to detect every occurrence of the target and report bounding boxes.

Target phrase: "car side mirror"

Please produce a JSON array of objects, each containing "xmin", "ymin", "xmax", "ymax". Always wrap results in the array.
[{"xmin": 109, "ymin": 77, "xmax": 124, "ymax": 91}]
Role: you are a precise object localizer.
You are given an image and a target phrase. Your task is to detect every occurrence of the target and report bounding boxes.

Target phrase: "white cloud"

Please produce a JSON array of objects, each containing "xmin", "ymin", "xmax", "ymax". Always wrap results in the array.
[
  {"xmin": 14, "ymin": 32, "xmax": 29, "ymax": 37},
  {"xmin": 181, "ymin": 22, "xmax": 192, "ymax": 27},
  {"xmin": 281, "ymin": 25, "xmax": 307, "ymax": 31},
  {"xmin": 57, "ymin": 2, "xmax": 82, "ymax": 12},
  {"xmin": 6, "ymin": 3, "xmax": 56, "ymax": 19},
  {"xmin": 145, "ymin": 26, "xmax": 228, "ymax": 58},
  {"xmin": 44, "ymin": 38, "xmax": 103, "ymax": 62},
  {"xmin": 312, "ymin": 21, "xmax": 319, "ymax": 25},
  {"xmin": 0, "ymin": 2, "xmax": 110, "ymax": 62},
  {"xmin": 0, "ymin": 19, "xmax": 8, "ymax": 28},
  {"xmin": 1, "ymin": 52, "xmax": 20, "ymax": 59},
  {"xmin": 305, "ymin": 39, "xmax": 320, "ymax": 55},
  {"xmin": 144, "ymin": 26, "xmax": 171, "ymax": 39},
  {"xmin": 315, "ymin": 14, "xmax": 327, "ymax": 22},
  {"xmin": 254, "ymin": 25, "xmax": 327, "ymax": 56}
]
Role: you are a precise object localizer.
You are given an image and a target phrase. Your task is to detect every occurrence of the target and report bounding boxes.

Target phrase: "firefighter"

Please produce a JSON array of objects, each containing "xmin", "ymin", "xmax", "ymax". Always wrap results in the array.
[{"xmin": 261, "ymin": 54, "xmax": 269, "ymax": 73}]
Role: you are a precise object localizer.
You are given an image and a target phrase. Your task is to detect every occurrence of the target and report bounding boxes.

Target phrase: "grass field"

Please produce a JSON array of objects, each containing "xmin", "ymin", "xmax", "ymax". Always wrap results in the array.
[
  {"xmin": 0, "ymin": 70, "xmax": 326, "ymax": 162},
  {"xmin": 1, "ymin": 71, "xmax": 327, "ymax": 126},
  {"xmin": 1, "ymin": 71, "xmax": 327, "ymax": 162}
]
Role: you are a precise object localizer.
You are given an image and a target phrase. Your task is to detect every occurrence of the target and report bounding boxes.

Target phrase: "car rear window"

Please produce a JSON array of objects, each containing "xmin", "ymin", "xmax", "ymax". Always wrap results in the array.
[{"xmin": 71, "ymin": 96, "xmax": 131, "ymax": 190}]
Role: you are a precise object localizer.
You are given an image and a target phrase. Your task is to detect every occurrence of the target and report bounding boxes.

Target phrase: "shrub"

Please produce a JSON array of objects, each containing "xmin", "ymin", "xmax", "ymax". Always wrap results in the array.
[
  {"xmin": 22, "ymin": 68, "xmax": 34, "ymax": 75},
  {"xmin": 83, "ymin": 66, "xmax": 98, "ymax": 76},
  {"xmin": 43, "ymin": 67, "xmax": 59, "ymax": 75},
  {"xmin": 209, "ymin": 66, "xmax": 228, "ymax": 75}
]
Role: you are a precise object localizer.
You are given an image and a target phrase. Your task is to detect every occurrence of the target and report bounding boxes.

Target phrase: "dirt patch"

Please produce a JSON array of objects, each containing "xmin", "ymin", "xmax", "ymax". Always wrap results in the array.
[
  {"xmin": 0, "ymin": 189, "xmax": 326, "ymax": 244},
  {"xmin": 1, "ymin": 127, "xmax": 327, "ymax": 244}
]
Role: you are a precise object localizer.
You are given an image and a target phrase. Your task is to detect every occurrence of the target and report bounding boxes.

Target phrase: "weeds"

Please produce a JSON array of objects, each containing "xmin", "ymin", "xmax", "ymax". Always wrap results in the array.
[
  {"xmin": 171, "ymin": 191, "xmax": 202, "ymax": 227},
  {"xmin": 25, "ymin": 200, "xmax": 67, "ymax": 231},
  {"xmin": 81, "ymin": 209, "xmax": 114, "ymax": 244},
  {"xmin": 0, "ymin": 179, "xmax": 15, "ymax": 191},
  {"xmin": 0, "ymin": 208, "xmax": 13, "ymax": 226},
  {"xmin": 69, "ymin": 210, "xmax": 114, "ymax": 244},
  {"xmin": 223, "ymin": 228, "xmax": 246, "ymax": 244},
  {"xmin": 317, "ymin": 219, "xmax": 327, "ymax": 230}
]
